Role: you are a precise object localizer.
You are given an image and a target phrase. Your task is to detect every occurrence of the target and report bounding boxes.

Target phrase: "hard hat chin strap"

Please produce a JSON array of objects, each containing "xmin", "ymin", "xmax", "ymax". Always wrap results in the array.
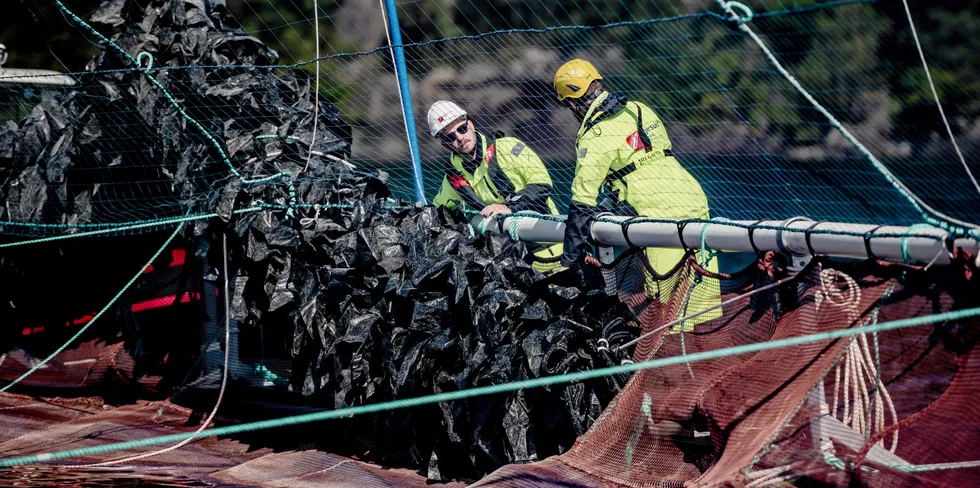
[{"xmin": 565, "ymin": 85, "xmax": 603, "ymax": 120}]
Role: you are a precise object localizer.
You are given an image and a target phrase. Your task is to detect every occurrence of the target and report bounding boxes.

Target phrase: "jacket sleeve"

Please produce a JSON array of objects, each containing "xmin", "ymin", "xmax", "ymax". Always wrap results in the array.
[
  {"xmin": 439, "ymin": 166, "xmax": 485, "ymax": 209},
  {"xmin": 498, "ymin": 140, "xmax": 554, "ymax": 213},
  {"xmin": 508, "ymin": 184, "xmax": 552, "ymax": 213},
  {"xmin": 431, "ymin": 176, "xmax": 462, "ymax": 209},
  {"xmin": 562, "ymin": 134, "xmax": 615, "ymax": 266}
]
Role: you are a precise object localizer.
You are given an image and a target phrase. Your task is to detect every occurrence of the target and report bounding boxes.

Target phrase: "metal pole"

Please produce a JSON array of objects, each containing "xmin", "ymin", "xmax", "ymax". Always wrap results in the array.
[
  {"xmin": 380, "ymin": 0, "xmax": 426, "ymax": 204},
  {"xmin": 470, "ymin": 215, "xmax": 979, "ymax": 267}
]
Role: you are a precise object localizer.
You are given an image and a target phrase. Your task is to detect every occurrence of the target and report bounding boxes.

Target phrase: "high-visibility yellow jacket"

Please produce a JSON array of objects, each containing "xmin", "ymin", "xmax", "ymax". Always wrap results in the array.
[
  {"xmin": 565, "ymin": 91, "xmax": 721, "ymax": 327},
  {"xmin": 432, "ymin": 130, "xmax": 564, "ymax": 274}
]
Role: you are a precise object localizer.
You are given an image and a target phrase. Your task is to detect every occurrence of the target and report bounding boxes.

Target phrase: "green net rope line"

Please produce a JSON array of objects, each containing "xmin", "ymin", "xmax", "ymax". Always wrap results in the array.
[
  {"xmin": 0, "ymin": 208, "xmax": 262, "ymax": 249},
  {"xmin": 1, "ymin": 305, "xmax": 977, "ymax": 468},
  {"xmin": 711, "ymin": 0, "xmax": 978, "ymax": 240}
]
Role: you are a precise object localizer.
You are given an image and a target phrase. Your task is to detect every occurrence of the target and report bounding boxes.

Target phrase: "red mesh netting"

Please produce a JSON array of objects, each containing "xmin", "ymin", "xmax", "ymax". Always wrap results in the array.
[
  {"xmin": 1, "ymin": 253, "xmax": 977, "ymax": 487},
  {"xmin": 0, "ymin": 391, "xmax": 462, "ymax": 487},
  {"xmin": 477, "ymin": 253, "xmax": 980, "ymax": 487}
]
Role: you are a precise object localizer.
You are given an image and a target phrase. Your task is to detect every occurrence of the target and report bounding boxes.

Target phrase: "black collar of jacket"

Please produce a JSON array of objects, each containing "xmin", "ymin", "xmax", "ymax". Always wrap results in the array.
[
  {"xmin": 580, "ymin": 92, "xmax": 629, "ymax": 135},
  {"xmin": 463, "ymin": 131, "xmax": 502, "ymax": 172},
  {"xmin": 460, "ymin": 131, "xmax": 486, "ymax": 173}
]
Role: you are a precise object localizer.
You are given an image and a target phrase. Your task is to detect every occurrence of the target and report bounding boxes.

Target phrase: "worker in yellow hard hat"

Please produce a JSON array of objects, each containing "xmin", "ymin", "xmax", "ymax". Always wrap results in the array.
[
  {"xmin": 427, "ymin": 100, "xmax": 564, "ymax": 275},
  {"xmin": 552, "ymin": 59, "xmax": 721, "ymax": 329}
]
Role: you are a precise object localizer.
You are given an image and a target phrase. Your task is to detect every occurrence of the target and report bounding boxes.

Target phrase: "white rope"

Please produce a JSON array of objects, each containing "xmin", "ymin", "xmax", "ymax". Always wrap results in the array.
[
  {"xmin": 69, "ymin": 234, "xmax": 233, "ymax": 467},
  {"xmin": 299, "ymin": 204, "xmax": 322, "ymax": 227},
  {"xmin": 311, "ymin": 150, "xmax": 356, "ymax": 170},
  {"xmin": 303, "ymin": 0, "xmax": 321, "ymax": 173},
  {"xmin": 901, "ymin": 0, "xmax": 979, "ymax": 197},
  {"xmin": 815, "ymin": 269, "xmax": 899, "ymax": 453}
]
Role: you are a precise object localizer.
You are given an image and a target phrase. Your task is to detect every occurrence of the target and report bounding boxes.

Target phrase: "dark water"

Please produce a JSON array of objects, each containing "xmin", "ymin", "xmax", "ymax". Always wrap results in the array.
[{"xmin": 394, "ymin": 154, "xmax": 979, "ymax": 226}]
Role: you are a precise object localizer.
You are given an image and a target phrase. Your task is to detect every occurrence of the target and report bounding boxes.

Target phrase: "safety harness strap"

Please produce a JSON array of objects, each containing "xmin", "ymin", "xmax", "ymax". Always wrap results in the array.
[{"xmin": 603, "ymin": 147, "xmax": 675, "ymax": 186}]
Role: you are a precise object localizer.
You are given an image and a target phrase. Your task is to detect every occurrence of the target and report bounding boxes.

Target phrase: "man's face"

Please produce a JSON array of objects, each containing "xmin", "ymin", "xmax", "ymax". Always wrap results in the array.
[
  {"xmin": 439, "ymin": 118, "xmax": 476, "ymax": 155},
  {"xmin": 564, "ymin": 97, "xmax": 590, "ymax": 120}
]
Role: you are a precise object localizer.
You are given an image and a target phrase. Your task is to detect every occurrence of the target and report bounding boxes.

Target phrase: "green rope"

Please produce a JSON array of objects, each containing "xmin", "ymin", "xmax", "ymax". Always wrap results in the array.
[
  {"xmin": 477, "ymin": 214, "xmax": 494, "ymax": 234},
  {"xmin": 711, "ymin": 0, "xmax": 978, "ymax": 241},
  {"xmin": 623, "ymin": 393, "xmax": 653, "ymax": 466},
  {"xmin": 254, "ymin": 364, "xmax": 288, "ymax": 386},
  {"xmin": 2, "ymin": 305, "xmax": 977, "ymax": 468},
  {"xmin": 254, "ymin": 321, "xmax": 287, "ymax": 386},
  {"xmin": 0, "ymin": 203, "xmax": 431, "ymax": 248},
  {"xmin": 0, "ymin": 208, "xmax": 263, "ymax": 249},
  {"xmin": 901, "ymin": 223, "xmax": 938, "ymax": 264},
  {"xmin": 699, "ymin": 217, "xmax": 729, "ymax": 268},
  {"xmin": 508, "ymin": 214, "xmax": 524, "ymax": 241},
  {"xmin": 0, "ymin": 222, "xmax": 186, "ymax": 393},
  {"xmin": 507, "ymin": 211, "xmax": 550, "ymax": 241}
]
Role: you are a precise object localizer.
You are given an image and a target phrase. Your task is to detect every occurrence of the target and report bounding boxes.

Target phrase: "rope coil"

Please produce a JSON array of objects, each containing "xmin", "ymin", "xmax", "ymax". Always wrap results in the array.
[
  {"xmin": 720, "ymin": 1, "xmax": 754, "ymax": 24},
  {"xmin": 816, "ymin": 269, "xmax": 899, "ymax": 453}
]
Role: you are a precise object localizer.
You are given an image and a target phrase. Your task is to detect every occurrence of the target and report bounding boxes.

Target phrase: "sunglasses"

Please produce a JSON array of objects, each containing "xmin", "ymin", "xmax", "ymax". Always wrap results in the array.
[{"xmin": 440, "ymin": 121, "xmax": 470, "ymax": 144}]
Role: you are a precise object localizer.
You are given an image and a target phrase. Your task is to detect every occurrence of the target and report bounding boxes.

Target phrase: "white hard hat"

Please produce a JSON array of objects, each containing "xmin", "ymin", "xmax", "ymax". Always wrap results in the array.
[{"xmin": 427, "ymin": 100, "xmax": 468, "ymax": 137}]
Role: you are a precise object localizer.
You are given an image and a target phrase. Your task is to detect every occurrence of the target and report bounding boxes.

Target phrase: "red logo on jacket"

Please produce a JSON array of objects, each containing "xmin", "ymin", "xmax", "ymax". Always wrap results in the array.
[
  {"xmin": 626, "ymin": 131, "xmax": 644, "ymax": 150},
  {"xmin": 484, "ymin": 144, "xmax": 495, "ymax": 164},
  {"xmin": 448, "ymin": 174, "xmax": 469, "ymax": 189}
]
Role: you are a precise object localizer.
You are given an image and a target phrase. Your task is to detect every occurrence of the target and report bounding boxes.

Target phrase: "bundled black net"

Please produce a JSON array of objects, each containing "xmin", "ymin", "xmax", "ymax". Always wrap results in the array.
[
  {"xmin": 229, "ymin": 163, "xmax": 636, "ymax": 481},
  {"xmin": 0, "ymin": 0, "xmax": 350, "ymax": 354},
  {"xmin": 0, "ymin": 0, "xmax": 350, "ymax": 233},
  {"xmin": 0, "ymin": 0, "xmax": 636, "ymax": 483}
]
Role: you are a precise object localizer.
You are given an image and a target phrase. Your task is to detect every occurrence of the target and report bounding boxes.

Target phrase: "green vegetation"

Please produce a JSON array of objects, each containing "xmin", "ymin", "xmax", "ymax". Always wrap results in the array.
[{"xmin": 2, "ymin": 0, "xmax": 977, "ymax": 149}]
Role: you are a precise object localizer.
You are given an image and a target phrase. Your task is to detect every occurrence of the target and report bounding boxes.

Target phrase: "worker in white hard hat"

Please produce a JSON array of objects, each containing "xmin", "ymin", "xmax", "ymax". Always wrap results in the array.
[{"xmin": 427, "ymin": 100, "xmax": 564, "ymax": 275}]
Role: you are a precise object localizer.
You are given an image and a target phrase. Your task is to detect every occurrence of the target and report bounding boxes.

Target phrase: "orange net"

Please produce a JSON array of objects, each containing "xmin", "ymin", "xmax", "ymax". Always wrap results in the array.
[
  {"xmin": 477, "ymin": 252, "xmax": 980, "ymax": 487},
  {"xmin": 1, "ymin": 251, "xmax": 977, "ymax": 487}
]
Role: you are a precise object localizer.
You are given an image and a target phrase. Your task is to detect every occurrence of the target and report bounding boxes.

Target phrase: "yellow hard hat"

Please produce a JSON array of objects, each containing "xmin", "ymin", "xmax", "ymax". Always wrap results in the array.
[{"xmin": 553, "ymin": 59, "xmax": 603, "ymax": 101}]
